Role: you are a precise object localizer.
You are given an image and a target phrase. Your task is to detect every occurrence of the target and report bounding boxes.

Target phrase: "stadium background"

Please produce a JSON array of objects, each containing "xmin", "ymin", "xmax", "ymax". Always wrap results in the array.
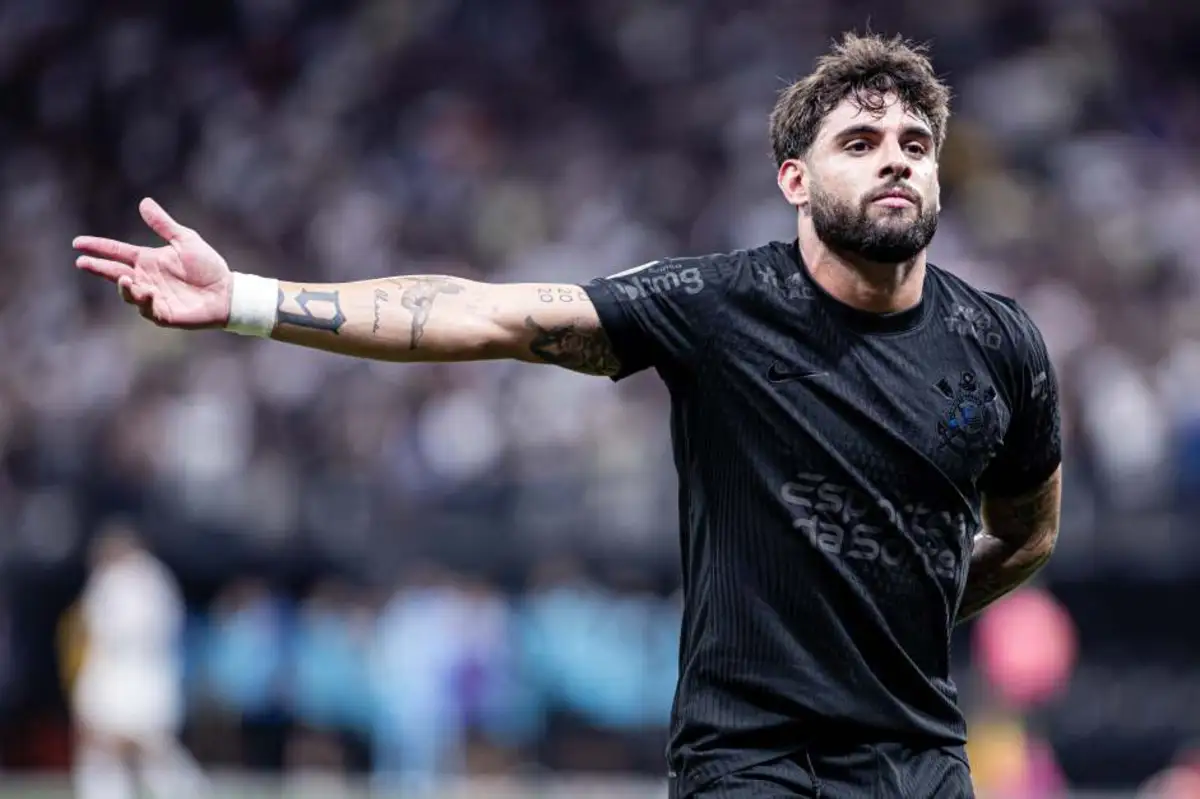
[{"xmin": 1, "ymin": 0, "xmax": 1199, "ymax": 796}]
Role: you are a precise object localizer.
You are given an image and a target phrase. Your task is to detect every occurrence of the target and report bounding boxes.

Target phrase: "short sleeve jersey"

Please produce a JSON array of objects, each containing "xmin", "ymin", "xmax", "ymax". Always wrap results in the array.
[{"xmin": 583, "ymin": 241, "xmax": 1062, "ymax": 791}]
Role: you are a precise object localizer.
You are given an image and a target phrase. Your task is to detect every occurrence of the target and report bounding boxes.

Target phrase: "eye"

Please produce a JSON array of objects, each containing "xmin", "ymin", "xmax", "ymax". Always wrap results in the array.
[
  {"xmin": 845, "ymin": 140, "xmax": 871, "ymax": 154},
  {"xmin": 905, "ymin": 141, "xmax": 928, "ymax": 157}
]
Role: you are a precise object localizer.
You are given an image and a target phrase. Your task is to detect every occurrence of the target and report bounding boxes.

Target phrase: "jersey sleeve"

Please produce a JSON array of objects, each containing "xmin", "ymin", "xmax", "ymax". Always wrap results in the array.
[
  {"xmin": 582, "ymin": 255, "xmax": 732, "ymax": 380},
  {"xmin": 979, "ymin": 303, "xmax": 1063, "ymax": 497}
]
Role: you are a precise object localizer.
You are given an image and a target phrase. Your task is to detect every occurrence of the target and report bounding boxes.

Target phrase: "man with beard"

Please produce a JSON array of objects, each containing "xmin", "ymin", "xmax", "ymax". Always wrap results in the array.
[{"xmin": 73, "ymin": 32, "xmax": 1061, "ymax": 798}]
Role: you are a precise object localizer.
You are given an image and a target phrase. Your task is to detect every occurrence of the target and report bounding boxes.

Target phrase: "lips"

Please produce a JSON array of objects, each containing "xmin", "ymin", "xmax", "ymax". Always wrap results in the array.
[{"xmin": 871, "ymin": 188, "xmax": 919, "ymax": 206}]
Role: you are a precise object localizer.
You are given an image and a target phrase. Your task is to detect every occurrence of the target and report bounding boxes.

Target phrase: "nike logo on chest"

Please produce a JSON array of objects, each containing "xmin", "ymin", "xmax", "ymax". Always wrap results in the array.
[{"xmin": 767, "ymin": 362, "xmax": 829, "ymax": 383}]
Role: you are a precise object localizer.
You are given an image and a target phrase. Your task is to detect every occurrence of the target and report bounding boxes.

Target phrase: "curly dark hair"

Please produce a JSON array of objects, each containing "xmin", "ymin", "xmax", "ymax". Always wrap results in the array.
[{"xmin": 769, "ymin": 33, "xmax": 951, "ymax": 166}]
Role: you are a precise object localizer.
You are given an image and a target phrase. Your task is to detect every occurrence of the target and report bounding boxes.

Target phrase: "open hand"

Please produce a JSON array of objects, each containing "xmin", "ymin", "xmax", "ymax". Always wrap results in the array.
[{"xmin": 74, "ymin": 198, "xmax": 234, "ymax": 330}]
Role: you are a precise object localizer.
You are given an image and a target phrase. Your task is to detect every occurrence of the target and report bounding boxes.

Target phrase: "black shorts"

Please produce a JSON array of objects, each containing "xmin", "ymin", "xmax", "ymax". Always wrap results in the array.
[{"xmin": 669, "ymin": 741, "xmax": 973, "ymax": 799}]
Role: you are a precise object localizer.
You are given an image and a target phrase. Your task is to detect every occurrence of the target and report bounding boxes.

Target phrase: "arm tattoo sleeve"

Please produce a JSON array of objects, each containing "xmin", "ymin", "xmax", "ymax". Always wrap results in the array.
[
  {"xmin": 525, "ymin": 316, "xmax": 621, "ymax": 376},
  {"xmin": 277, "ymin": 287, "xmax": 348, "ymax": 334},
  {"xmin": 391, "ymin": 277, "xmax": 464, "ymax": 349},
  {"xmin": 958, "ymin": 474, "xmax": 1061, "ymax": 623}
]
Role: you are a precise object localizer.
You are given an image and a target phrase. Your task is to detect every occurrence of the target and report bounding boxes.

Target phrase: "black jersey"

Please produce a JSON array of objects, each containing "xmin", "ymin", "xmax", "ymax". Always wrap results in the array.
[{"xmin": 583, "ymin": 241, "xmax": 1062, "ymax": 792}]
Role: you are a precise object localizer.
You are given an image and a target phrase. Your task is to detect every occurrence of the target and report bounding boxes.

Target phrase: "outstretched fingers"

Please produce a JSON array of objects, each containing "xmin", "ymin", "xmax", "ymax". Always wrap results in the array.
[
  {"xmin": 116, "ymin": 276, "xmax": 154, "ymax": 306},
  {"xmin": 139, "ymin": 197, "xmax": 187, "ymax": 243},
  {"xmin": 73, "ymin": 236, "xmax": 142, "ymax": 266},
  {"xmin": 116, "ymin": 277, "xmax": 162, "ymax": 323},
  {"xmin": 76, "ymin": 255, "xmax": 135, "ymax": 283}
]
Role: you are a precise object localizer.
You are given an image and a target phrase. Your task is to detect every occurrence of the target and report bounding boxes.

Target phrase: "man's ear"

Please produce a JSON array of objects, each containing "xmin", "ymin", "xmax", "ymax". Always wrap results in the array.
[{"xmin": 777, "ymin": 158, "xmax": 808, "ymax": 209}]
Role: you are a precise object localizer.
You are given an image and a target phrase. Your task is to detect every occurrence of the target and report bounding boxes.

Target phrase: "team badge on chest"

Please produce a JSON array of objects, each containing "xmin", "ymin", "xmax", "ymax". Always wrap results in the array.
[{"xmin": 934, "ymin": 371, "xmax": 1005, "ymax": 473}]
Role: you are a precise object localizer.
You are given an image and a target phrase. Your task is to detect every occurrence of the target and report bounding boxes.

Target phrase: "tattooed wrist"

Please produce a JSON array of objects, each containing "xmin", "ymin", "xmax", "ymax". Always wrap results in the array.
[{"xmin": 277, "ymin": 287, "xmax": 347, "ymax": 334}]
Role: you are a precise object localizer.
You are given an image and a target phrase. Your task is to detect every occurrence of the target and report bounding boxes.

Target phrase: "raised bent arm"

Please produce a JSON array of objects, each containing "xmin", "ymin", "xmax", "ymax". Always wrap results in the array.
[
  {"xmin": 270, "ymin": 276, "xmax": 620, "ymax": 376},
  {"xmin": 956, "ymin": 465, "xmax": 1062, "ymax": 623}
]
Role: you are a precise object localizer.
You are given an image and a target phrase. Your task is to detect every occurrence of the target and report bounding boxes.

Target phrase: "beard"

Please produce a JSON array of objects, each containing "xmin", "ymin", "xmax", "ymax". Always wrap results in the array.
[{"xmin": 809, "ymin": 183, "xmax": 938, "ymax": 264}]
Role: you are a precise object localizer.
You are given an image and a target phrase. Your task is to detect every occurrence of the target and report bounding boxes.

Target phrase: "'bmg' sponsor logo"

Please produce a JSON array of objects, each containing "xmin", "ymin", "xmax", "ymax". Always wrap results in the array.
[
  {"xmin": 778, "ymin": 474, "xmax": 967, "ymax": 581},
  {"xmin": 613, "ymin": 262, "xmax": 705, "ymax": 301}
]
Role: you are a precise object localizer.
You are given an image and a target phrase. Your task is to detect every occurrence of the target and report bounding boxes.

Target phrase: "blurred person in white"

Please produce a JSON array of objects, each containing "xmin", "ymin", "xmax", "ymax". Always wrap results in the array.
[
  {"xmin": 73, "ymin": 32, "xmax": 1063, "ymax": 798},
  {"xmin": 71, "ymin": 520, "xmax": 204, "ymax": 799}
]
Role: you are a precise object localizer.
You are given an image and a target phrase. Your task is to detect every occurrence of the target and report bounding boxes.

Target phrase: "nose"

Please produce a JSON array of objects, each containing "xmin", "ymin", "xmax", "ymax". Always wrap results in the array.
[
  {"xmin": 878, "ymin": 140, "xmax": 913, "ymax": 181},
  {"xmin": 879, "ymin": 157, "xmax": 912, "ymax": 181}
]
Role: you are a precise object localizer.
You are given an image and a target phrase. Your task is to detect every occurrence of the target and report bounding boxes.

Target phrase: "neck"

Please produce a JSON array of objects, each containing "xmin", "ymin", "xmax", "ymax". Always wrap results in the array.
[{"xmin": 797, "ymin": 224, "xmax": 926, "ymax": 314}]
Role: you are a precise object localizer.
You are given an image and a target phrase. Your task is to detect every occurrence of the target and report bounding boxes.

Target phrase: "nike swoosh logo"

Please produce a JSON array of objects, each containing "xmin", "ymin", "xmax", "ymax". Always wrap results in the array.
[{"xmin": 767, "ymin": 362, "xmax": 828, "ymax": 383}]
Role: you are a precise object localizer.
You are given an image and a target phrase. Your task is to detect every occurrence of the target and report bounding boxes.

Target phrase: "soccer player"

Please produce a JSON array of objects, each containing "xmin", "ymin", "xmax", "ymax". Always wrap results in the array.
[
  {"xmin": 70, "ymin": 522, "xmax": 205, "ymax": 799},
  {"xmin": 74, "ymin": 33, "xmax": 1061, "ymax": 799}
]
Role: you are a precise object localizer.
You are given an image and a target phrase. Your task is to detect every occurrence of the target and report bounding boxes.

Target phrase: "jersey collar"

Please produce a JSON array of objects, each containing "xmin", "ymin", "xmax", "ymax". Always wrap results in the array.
[{"xmin": 790, "ymin": 240, "xmax": 932, "ymax": 335}]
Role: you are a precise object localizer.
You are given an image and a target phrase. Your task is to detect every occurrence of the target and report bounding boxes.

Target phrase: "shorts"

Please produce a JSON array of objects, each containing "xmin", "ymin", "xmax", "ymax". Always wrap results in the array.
[
  {"xmin": 669, "ymin": 741, "xmax": 973, "ymax": 799},
  {"xmin": 73, "ymin": 665, "xmax": 183, "ymax": 743}
]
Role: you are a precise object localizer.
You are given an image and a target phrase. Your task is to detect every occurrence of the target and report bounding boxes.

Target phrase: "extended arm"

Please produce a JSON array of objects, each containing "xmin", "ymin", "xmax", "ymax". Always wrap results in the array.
[
  {"xmin": 74, "ymin": 199, "xmax": 713, "ymax": 379},
  {"xmin": 269, "ymin": 276, "xmax": 620, "ymax": 376},
  {"xmin": 957, "ymin": 466, "xmax": 1062, "ymax": 623}
]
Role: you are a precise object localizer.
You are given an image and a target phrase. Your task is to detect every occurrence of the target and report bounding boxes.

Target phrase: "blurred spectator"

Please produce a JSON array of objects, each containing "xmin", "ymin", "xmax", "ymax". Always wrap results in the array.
[
  {"xmin": 967, "ymin": 711, "xmax": 1067, "ymax": 799},
  {"xmin": 69, "ymin": 521, "xmax": 202, "ymax": 799},
  {"xmin": 370, "ymin": 564, "xmax": 477, "ymax": 790},
  {"xmin": 288, "ymin": 580, "xmax": 373, "ymax": 769},
  {"xmin": 201, "ymin": 579, "xmax": 286, "ymax": 723},
  {"xmin": 974, "ymin": 588, "xmax": 1079, "ymax": 710},
  {"xmin": 1138, "ymin": 743, "xmax": 1200, "ymax": 799},
  {"xmin": 195, "ymin": 578, "xmax": 288, "ymax": 767}
]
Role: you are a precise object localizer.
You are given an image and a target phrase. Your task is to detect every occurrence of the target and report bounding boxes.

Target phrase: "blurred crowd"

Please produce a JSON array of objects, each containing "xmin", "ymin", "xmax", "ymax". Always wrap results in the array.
[
  {"xmin": 1, "ymin": 0, "xmax": 1199, "ymax": 794},
  {"xmin": 57, "ymin": 530, "xmax": 679, "ymax": 795}
]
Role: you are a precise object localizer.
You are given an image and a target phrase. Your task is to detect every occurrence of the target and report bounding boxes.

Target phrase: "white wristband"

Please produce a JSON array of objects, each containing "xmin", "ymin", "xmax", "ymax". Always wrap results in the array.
[{"xmin": 225, "ymin": 272, "xmax": 280, "ymax": 338}]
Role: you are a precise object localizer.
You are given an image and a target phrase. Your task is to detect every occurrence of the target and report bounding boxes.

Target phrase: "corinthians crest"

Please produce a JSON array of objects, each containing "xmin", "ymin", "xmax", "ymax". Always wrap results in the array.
[{"xmin": 935, "ymin": 371, "xmax": 1004, "ymax": 464}]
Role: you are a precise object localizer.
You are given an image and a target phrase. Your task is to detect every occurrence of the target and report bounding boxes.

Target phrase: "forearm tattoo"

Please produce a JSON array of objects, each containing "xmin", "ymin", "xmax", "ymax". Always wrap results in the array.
[
  {"xmin": 525, "ymin": 316, "xmax": 621, "ymax": 376},
  {"xmin": 536, "ymin": 286, "xmax": 592, "ymax": 304},
  {"xmin": 390, "ymin": 277, "xmax": 464, "ymax": 349},
  {"xmin": 957, "ymin": 474, "xmax": 1060, "ymax": 623},
  {"xmin": 276, "ymin": 288, "xmax": 347, "ymax": 334},
  {"xmin": 372, "ymin": 288, "xmax": 389, "ymax": 334}
]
